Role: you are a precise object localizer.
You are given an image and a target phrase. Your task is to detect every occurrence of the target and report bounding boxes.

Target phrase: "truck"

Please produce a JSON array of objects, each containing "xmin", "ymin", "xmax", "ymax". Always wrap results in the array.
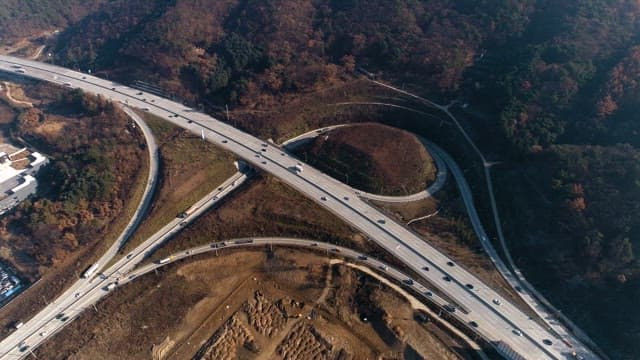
[
  {"xmin": 158, "ymin": 256, "xmax": 173, "ymax": 264},
  {"xmin": 178, "ymin": 205, "xmax": 196, "ymax": 218},
  {"xmin": 82, "ymin": 263, "xmax": 99, "ymax": 279}
]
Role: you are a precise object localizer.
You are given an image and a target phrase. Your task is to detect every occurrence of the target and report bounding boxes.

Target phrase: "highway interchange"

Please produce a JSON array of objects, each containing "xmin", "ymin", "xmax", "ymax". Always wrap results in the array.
[{"xmin": 0, "ymin": 55, "xmax": 598, "ymax": 360}]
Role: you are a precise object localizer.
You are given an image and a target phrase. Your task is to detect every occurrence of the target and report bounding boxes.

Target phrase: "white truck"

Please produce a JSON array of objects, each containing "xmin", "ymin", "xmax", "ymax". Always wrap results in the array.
[{"xmin": 82, "ymin": 263, "xmax": 99, "ymax": 279}]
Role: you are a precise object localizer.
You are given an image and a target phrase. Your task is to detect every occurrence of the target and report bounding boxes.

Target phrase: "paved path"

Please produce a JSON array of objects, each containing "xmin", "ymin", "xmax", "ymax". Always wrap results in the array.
[{"xmin": 281, "ymin": 124, "xmax": 447, "ymax": 203}]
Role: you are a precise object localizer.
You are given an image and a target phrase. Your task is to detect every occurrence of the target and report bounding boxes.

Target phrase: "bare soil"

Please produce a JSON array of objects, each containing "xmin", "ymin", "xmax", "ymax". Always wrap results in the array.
[{"xmin": 35, "ymin": 249, "xmax": 475, "ymax": 360}]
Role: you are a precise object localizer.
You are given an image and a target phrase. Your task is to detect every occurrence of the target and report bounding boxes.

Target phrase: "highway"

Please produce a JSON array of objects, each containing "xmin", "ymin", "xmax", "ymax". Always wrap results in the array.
[
  {"xmin": 371, "ymin": 80, "xmax": 600, "ymax": 358},
  {"xmin": 0, "ymin": 170, "xmax": 250, "ymax": 357},
  {"xmin": 0, "ymin": 56, "xmax": 595, "ymax": 359},
  {"xmin": 123, "ymin": 237, "xmax": 490, "ymax": 358},
  {"xmin": 281, "ymin": 125, "xmax": 448, "ymax": 203}
]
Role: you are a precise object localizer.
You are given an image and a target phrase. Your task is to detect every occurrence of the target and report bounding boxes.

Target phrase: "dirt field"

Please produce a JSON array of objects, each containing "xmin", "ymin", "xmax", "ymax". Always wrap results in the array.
[{"xmin": 35, "ymin": 249, "xmax": 476, "ymax": 360}]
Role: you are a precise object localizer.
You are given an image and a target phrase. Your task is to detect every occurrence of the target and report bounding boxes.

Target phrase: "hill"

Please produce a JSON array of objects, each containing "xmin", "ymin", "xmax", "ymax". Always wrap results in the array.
[{"xmin": 296, "ymin": 123, "xmax": 436, "ymax": 196}]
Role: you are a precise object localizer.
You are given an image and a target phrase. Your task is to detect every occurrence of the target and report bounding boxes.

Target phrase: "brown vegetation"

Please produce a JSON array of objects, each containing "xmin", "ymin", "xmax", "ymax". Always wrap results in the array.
[
  {"xmin": 119, "ymin": 113, "xmax": 236, "ymax": 255},
  {"xmin": 295, "ymin": 123, "xmax": 435, "ymax": 196},
  {"xmin": 34, "ymin": 249, "xmax": 471, "ymax": 360}
]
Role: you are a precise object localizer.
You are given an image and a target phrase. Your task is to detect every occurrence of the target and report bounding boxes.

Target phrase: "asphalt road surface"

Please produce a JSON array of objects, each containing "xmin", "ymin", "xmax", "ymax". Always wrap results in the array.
[{"xmin": 0, "ymin": 56, "xmax": 596, "ymax": 360}]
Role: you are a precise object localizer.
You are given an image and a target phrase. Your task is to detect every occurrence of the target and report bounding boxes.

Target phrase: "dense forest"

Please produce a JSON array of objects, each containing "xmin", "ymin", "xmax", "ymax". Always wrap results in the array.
[{"xmin": 2, "ymin": 0, "xmax": 640, "ymax": 357}]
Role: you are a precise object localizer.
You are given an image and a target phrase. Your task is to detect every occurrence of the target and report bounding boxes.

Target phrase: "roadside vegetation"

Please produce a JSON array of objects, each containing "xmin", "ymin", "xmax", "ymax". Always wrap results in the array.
[
  {"xmin": 293, "ymin": 123, "xmax": 435, "ymax": 196},
  {"xmin": 2, "ymin": 0, "xmax": 640, "ymax": 356},
  {"xmin": 148, "ymin": 174, "xmax": 363, "ymax": 262},
  {"xmin": 0, "ymin": 80, "xmax": 147, "ymax": 336},
  {"xmin": 119, "ymin": 113, "xmax": 236, "ymax": 255}
]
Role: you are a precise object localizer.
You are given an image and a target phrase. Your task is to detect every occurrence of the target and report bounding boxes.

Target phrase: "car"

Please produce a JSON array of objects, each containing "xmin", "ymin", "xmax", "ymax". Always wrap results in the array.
[
  {"xmin": 320, "ymin": 196, "xmax": 327, "ymax": 201},
  {"xmin": 443, "ymin": 304, "xmax": 456, "ymax": 313},
  {"xmin": 542, "ymin": 339, "xmax": 553, "ymax": 346},
  {"xmin": 512, "ymin": 329, "xmax": 523, "ymax": 337},
  {"xmin": 492, "ymin": 299, "xmax": 501, "ymax": 306},
  {"xmin": 403, "ymin": 279, "xmax": 414, "ymax": 285},
  {"xmin": 55, "ymin": 313, "xmax": 65, "ymax": 319},
  {"xmin": 75, "ymin": 292, "xmax": 80, "ymax": 298},
  {"xmin": 422, "ymin": 266, "xmax": 429, "ymax": 271},
  {"xmin": 469, "ymin": 321, "xmax": 479, "ymax": 328},
  {"xmin": 357, "ymin": 255, "xmax": 368, "ymax": 260},
  {"xmin": 424, "ymin": 290, "xmax": 433, "ymax": 297},
  {"xmin": 129, "ymin": 275, "xmax": 136, "ymax": 280},
  {"xmin": 222, "ymin": 139, "xmax": 228, "ymax": 143},
  {"xmin": 111, "ymin": 87, "xmax": 116, "ymax": 90},
  {"xmin": 60, "ymin": 316, "xmax": 69, "ymax": 322},
  {"xmin": 82, "ymin": 76, "xmax": 86, "ymax": 79},
  {"xmin": 377, "ymin": 219, "xmax": 386, "ymax": 224},
  {"xmin": 443, "ymin": 276, "xmax": 452, "ymax": 282},
  {"xmin": 261, "ymin": 148, "xmax": 266, "ymax": 152},
  {"xmin": 379, "ymin": 265, "xmax": 388, "ymax": 271},
  {"xmin": 310, "ymin": 243, "xmax": 318, "ymax": 247},
  {"xmin": 39, "ymin": 331, "xmax": 47, "ymax": 336},
  {"xmin": 188, "ymin": 120, "xmax": 193, "ymax": 124},
  {"xmin": 127, "ymin": 253, "xmax": 133, "ymax": 259},
  {"xmin": 262, "ymin": 161, "xmax": 267, "ymax": 165},
  {"xmin": 330, "ymin": 248, "xmax": 340, "ymax": 252},
  {"xmin": 137, "ymin": 92, "xmax": 143, "ymax": 95},
  {"xmin": 446, "ymin": 261, "xmax": 455, "ymax": 266},
  {"xmin": 465, "ymin": 283, "xmax": 474, "ymax": 289},
  {"xmin": 185, "ymin": 250, "xmax": 190, "ymax": 254},
  {"xmin": 180, "ymin": 221, "xmax": 187, "ymax": 226},
  {"xmin": 19, "ymin": 346, "xmax": 29, "ymax": 353},
  {"xmin": 343, "ymin": 196, "xmax": 349, "ymax": 200}
]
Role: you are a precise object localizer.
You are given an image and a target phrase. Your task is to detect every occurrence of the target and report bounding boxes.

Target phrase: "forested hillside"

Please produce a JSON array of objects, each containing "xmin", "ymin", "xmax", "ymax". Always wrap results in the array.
[
  {"xmin": 1, "ymin": 0, "xmax": 640, "ymax": 357},
  {"xmin": 0, "ymin": 0, "xmax": 105, "ymax": 40}
]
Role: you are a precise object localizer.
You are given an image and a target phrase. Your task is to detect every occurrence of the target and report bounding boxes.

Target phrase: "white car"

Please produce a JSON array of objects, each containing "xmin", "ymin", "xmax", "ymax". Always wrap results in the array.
[{"xmin": 493, "ymin": 299, "xmax": 501, "ymax": 306}]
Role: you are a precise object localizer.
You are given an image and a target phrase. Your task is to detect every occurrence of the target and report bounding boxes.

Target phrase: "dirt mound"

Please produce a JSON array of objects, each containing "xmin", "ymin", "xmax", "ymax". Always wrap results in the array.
[
  {"xmin": 194, "ymin": 314, "xmax": 258, "ymax": 360},
  {"xmin": 244, "ymin": 291, "xmax": 288, "ymax": 337},
  {"xmin": 277, "ymin": 322, "xmax": 337, "ymax": 360},
  {"xmin": 297, "ymin": 123, "xmax": 436, "ymax": 196}
]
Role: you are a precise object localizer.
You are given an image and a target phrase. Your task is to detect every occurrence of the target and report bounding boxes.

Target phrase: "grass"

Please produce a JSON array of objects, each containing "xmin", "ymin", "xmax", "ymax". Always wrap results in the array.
[{"xmin": 118, "ymin": 112, "xmax": 237, "ymax": 256}]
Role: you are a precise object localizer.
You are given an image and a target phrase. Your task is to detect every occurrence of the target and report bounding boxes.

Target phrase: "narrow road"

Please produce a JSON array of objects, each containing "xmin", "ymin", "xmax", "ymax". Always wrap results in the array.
[
  {"xmin": 280, "ymin": 124, "xmax": 448, "ymax": 203},
  {"xmin": 371, "ymin": 79, "xmax": 602, "ymax": 358},
  {"xmin": 125, "ymin": 238, "xmax": 488, "ymax": 359}
]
